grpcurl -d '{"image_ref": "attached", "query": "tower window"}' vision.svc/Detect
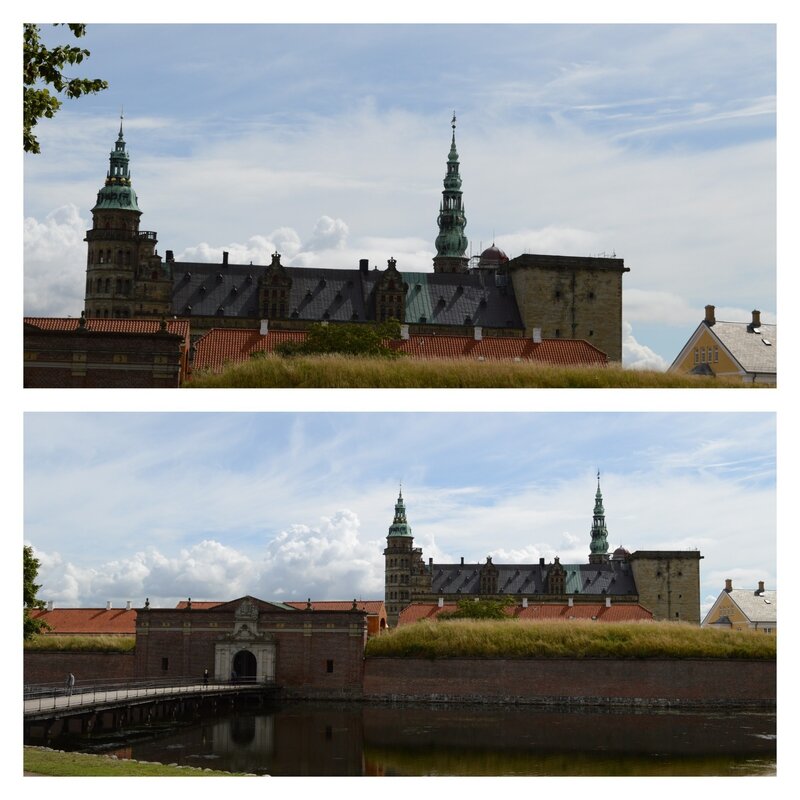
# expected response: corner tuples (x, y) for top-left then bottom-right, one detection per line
(326, 660), (334, 673)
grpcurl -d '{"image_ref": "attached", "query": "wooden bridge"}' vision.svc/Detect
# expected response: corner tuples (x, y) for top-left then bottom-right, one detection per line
(24, 678), (279, 742)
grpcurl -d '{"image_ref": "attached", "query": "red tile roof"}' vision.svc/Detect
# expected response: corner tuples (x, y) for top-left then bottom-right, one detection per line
(388, 335), (607, 365)
(24, 317), (190, 342)
(284, 600), (386, 615)
(193, 329), (306, 372)
(191, 328), (607, 372)
(398, 602), (653, 626)
(174, 599), (386, 615)
(29, 608), (137, 635)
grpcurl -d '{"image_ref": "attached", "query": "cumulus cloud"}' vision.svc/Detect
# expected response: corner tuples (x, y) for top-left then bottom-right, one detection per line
(23, 204), (87, 317)
(622, 321), (669, 371)
(303, 215), (349, 252)
(32, 511), (384, 608)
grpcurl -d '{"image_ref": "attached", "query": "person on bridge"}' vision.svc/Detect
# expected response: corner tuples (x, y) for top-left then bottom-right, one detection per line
(203, 669), (209, 685)
(65, 673), (75, 697)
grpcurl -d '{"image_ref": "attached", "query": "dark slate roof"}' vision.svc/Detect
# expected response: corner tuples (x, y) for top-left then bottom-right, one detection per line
(169, 260), (522, 328)
(430, 561), (638, 596)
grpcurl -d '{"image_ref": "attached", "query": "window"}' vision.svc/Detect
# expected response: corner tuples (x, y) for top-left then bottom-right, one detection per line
(714, 347), (719, 363)
(694, 349), (699, 364)
(161, 657), (169, 671)
(326, 660), (334, 673)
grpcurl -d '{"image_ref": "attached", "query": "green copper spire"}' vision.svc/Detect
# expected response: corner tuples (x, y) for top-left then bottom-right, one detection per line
(433, 112), (469, 273)
(387, 488), (413, 538)
(589, 471), (610, 563)
(92, 114), (141, 212)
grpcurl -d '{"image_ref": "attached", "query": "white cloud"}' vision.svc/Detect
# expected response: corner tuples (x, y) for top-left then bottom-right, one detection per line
(23, 204), (87, 317)
(303, 215), (349, 252)
(622, 321), (670, 371)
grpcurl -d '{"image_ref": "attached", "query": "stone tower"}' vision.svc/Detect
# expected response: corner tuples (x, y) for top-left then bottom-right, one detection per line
(433, 113), (469, 274)
(84, 117), (171, 319)
(589, 471), (610, 564)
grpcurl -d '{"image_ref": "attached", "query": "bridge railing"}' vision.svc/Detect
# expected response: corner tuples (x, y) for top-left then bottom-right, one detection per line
(23, 676), (275, 714)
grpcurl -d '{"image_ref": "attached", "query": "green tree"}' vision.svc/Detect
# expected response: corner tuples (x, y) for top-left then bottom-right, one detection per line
(438, 598), (513, 620)
(23, 23), (108, 154)
(23, 545), (49, 638)
(272, 320), (404, 358)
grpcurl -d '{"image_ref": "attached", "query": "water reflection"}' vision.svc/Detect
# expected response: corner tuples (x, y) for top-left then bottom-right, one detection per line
(78, 702), (777, 776)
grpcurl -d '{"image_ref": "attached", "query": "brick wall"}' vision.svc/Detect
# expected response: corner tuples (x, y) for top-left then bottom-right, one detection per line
(24, 651), (135, 685)
(135, 602), (366, 692)
(363, 657), (775, 706)
(24, 329), (185, 387)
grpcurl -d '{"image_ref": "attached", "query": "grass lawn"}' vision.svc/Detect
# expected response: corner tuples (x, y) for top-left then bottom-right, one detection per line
(23, 746), (247, 776)
(365, 619), (777, 660)
(187, 354), (753, 389)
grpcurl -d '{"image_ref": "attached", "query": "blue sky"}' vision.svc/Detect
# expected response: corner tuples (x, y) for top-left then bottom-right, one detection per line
(24, 412), (776, 619)
(21, 19), (777, 368)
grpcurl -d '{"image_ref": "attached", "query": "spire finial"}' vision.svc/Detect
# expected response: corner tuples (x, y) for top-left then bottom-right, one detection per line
(119, 107), (124, 138)
(452, 110), (457, 131)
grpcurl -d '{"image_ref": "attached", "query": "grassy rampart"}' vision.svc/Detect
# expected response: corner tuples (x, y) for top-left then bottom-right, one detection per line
(188, 355), (751, 388)
(365, 620), (777, 660)
(24, 635), (135, 653)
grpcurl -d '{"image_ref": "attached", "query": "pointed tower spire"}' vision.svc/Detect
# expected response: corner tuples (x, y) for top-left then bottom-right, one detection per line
(389, 487), (412, 535)
(433, 112), (469, 274)
(589, 471), (610, 564)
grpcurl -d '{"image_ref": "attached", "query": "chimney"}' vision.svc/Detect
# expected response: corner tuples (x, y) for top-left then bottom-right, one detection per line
(474, 326), (483, 341)
(359, 258), (369, 274)
(568, 597), (574, 607)
(400, 324), (410, 340)
(106, 601), (112, 610)
(260, 319), (269, 336)
(126, 600), (132, 610)
(47, 600), (53, 611)
(752, 309), (762, 328)
(605, 597), (611, 608)
(222, 251), (229, 266)
(532, 328), (542, 343)
(438, 597), (444, 608)
(166, 250), (174, 262)
(704, 305), (716, 326)
(756, 581), (765, 595)
(539, 557), (545, 566)
(725, 578), (733, 593)
(429, 557), (433, 567)
(522, 597), (528, 608)
(460, 556), (464, 565)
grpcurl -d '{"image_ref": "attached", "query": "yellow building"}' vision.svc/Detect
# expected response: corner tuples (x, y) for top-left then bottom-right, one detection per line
(702, 579), (776, 635)
(669, 305), (776, 385)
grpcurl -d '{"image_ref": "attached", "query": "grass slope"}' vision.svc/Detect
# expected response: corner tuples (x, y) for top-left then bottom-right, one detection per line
(24, 635), (135, 652)
(365, 619), (777, 660)
(23, 747), (244, 776)
(188, 355), (750, 389)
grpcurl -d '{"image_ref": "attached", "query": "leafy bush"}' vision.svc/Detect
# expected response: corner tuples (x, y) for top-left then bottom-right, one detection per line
(274, 320), (403, 358)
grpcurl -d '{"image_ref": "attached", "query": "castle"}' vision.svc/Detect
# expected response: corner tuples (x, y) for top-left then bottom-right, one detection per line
(383, 477), (702, 627)
(82, 115), (629, 360)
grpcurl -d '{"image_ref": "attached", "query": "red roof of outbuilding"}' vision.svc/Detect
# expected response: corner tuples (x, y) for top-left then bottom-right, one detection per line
(191, 328), (607, 372)
(398, 602), (653, 626)
(29, 607), (138, 635)
(24, 317), (190, 341)
(284, 600), (386, 615)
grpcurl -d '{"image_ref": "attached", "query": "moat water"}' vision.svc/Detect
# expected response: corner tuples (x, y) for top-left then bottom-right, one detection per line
(44, 701), (776, 776)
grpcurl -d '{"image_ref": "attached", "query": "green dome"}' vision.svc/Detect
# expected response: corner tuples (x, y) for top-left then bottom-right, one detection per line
(387, 490), (413, 537)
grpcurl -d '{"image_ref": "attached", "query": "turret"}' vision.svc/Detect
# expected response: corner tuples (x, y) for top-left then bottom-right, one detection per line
(433, 113), (469, 274)
(84, 115), (167, 319)
(384, 488), (414, 626)
(589, 472), (610, 564)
